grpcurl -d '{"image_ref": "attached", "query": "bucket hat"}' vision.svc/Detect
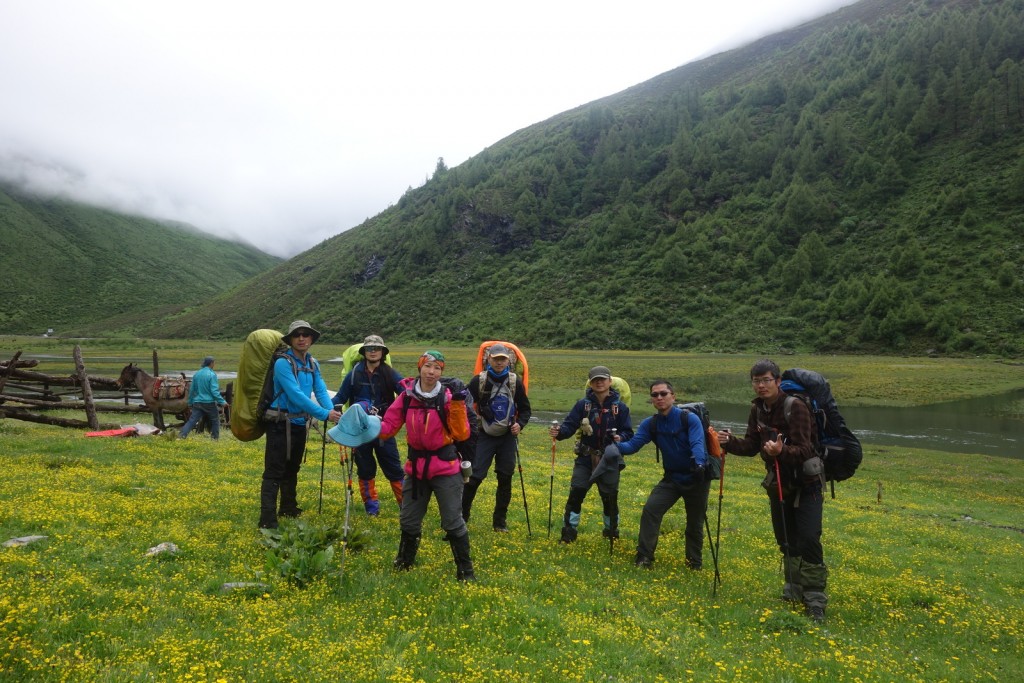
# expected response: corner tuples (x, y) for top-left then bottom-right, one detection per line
(327, 403), (382, 447)
(282, 320), (321, 344)
(358, 334), (390, 357)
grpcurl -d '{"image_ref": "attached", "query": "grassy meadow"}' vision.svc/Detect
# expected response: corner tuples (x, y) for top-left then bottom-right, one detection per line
(1, 337), (1023, 681)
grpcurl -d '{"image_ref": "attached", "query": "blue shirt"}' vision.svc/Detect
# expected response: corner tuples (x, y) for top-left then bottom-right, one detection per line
(187, 366), (225, 406)
(618, 406), (707, 485)
(270, 349), (333, 424)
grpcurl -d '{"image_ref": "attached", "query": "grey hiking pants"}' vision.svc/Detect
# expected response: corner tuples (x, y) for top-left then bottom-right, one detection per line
(637, 477), (711, 567)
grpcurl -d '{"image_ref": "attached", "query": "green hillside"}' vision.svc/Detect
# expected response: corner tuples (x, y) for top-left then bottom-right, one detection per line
(15, 0), (1024, 356)
(0, 184), (280, 335)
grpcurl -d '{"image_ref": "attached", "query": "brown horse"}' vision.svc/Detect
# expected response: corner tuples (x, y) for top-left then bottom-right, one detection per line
(116, 363), (190, 430)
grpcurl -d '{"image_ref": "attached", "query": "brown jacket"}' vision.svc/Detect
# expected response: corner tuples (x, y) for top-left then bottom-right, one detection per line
(723, 391), (816, 480)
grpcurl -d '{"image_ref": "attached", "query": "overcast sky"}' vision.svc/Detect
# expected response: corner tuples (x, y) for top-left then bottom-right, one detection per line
(0, 0), (853, 258)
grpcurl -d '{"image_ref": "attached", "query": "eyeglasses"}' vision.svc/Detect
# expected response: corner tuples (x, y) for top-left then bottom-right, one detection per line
(294, 331), (314, 338)
(650, 391), (672, 398)
(751, 377), (776, 386)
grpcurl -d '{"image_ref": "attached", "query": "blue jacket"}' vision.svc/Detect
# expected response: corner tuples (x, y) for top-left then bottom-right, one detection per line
(618, 406), (707, 485)
(270, 349), (333, 425)
(331, 361), (403, 414)
(554, 388), (633, 453)
(187, 366), (225, 406)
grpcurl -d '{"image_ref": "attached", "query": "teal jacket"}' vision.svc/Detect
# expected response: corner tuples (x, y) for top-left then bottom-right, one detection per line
(188, 366), (226, 406)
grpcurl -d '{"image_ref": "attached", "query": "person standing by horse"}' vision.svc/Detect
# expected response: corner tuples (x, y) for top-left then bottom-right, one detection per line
(331, 335), (406, 516)
(179, 356), (227, 439)
(259, 321), (341, 530)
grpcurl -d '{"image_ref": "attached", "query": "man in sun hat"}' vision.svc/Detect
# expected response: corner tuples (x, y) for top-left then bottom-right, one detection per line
(332, 334), (405, 516)
(179, 355), (226, 439)
(548, 366), (633, 543)
(258, 320), (341, 530)
(464, 342), (532, 532)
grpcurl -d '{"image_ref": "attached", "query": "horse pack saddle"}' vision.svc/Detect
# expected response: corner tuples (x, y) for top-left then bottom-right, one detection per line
(151, 376), (189, 401)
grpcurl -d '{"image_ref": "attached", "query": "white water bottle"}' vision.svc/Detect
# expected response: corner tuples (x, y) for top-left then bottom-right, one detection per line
(460, 460), (472, 483)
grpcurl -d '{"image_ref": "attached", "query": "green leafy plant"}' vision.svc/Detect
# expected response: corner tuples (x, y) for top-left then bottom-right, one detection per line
(260, 519), (344, 587)
(259, 518), (372, 587)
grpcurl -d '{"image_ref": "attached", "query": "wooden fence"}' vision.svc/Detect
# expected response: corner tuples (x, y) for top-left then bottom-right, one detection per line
(0, 347), (168, 430)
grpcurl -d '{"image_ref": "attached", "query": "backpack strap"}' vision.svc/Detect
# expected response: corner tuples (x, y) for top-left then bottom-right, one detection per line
(782, 395), (796, 425)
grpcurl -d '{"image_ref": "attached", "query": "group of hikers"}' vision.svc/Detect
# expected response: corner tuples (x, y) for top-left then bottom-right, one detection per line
(245, 320), (831, 623)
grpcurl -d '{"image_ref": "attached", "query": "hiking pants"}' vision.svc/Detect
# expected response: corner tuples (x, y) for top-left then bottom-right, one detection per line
(471, 432), (516, 480)
(563, 458), (620, 527)
(263, 421), (308, 481)
(353, 436), (404, 483)
(399, 472), (467, 539)
(637, 477), (711, 567)
(769, 483), (824, 566)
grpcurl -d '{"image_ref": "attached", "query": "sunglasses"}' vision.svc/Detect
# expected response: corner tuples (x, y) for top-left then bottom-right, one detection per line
(293, 331), (314, 338)
(650, 391), (672, 398)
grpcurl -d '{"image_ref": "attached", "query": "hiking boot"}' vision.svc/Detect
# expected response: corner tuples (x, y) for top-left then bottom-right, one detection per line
(634, 554), (653, 569)
(359, 479), (380, 517)
(805, 604), (826, 622)
(278, 477), (302, 518)
(602, 527), (619, 540)
(258, 479), (281, 530)
(782, 582), (804, 603)
(559, 526), (578, 544)
(685, 559), (703, 571)
(449, 532), (476, 582)
(393, 531), (420, 571)
(493, 524), (509, 533)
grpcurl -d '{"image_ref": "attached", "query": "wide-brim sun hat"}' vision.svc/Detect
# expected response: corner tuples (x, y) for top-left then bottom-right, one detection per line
(327, 403), (382, 447)
(282, 320), (321, 344)
(358, 334), (390, 357)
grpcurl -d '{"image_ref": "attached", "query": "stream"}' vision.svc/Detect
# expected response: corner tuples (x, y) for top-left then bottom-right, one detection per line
(535, 388), (1024, 459)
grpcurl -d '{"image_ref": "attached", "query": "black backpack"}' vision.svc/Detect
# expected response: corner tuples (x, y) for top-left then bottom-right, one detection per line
(780, 368), (863, 495)
(649, 402), (721, 480)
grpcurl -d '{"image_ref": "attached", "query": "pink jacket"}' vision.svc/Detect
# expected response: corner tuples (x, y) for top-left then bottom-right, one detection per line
(381, 381), (470, 479)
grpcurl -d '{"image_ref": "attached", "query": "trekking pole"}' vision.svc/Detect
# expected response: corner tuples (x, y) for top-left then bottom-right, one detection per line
(609, 428), (617, 557)
(339, 445), (355, 582)
(773, 456), (792, 590)
(547, 421), (558, 538)
(318, 422), (328, 514)
(704, 508), (720, 593)
(513, 436), (532, 537)
(712, 452), (726, 596)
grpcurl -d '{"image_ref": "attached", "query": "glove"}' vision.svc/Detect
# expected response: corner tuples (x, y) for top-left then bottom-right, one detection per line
(441, 376), (466, 394)
(589, 444), (622, 483)
(449, 388), (468, 402)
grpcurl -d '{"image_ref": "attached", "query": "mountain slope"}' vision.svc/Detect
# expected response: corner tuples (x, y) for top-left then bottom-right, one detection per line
(64, 0), (1024, 354)
(0, 184), (281, 334)
(147, 0), (1024, 355)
